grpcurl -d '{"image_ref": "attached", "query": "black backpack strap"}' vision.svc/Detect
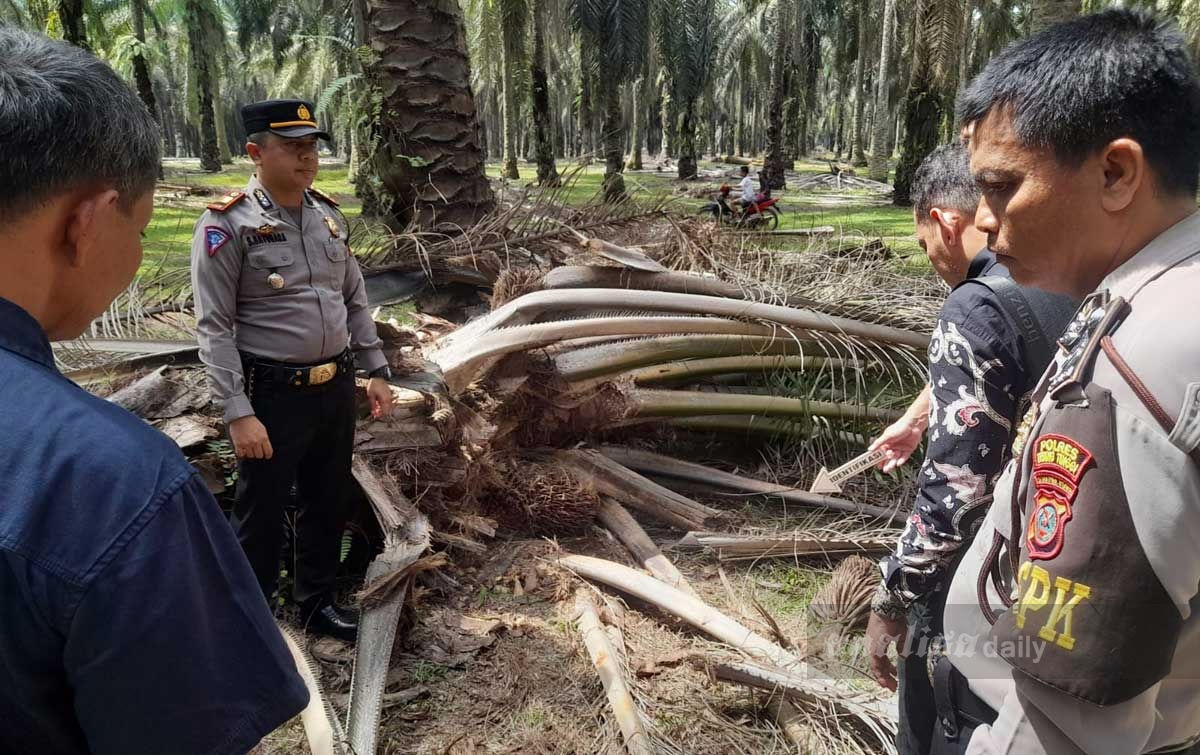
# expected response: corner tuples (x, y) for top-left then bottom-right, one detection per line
(957, 275), (1078, 381)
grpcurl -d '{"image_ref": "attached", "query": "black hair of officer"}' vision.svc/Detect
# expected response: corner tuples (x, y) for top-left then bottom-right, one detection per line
(957, 9), (1200, 196)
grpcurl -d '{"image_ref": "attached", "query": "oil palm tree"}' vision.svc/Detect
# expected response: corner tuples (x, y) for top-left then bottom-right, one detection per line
(893, 0), (962, 204)
(657, 0), (724, 179)
(364, 0), (496, 229)
(572, 0), (651, 201)
(763, 0), (793, 188)
(530, 0), (561, 183)
(867, 0), (895, 182)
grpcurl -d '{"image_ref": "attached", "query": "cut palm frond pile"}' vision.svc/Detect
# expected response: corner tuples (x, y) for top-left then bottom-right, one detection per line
(91, 210), (939, 754)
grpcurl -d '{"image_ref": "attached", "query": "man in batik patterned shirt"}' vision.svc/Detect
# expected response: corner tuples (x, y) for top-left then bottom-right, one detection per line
(863, 145), (1075, 755)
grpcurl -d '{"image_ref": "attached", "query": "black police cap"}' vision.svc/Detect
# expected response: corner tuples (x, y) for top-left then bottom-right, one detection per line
(240, 99), (330, 140)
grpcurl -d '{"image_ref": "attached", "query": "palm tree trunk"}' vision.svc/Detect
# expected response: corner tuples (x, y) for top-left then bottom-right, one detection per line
(365, 0), (496, 230)
(130, 0), (157, 120)
(57, 0), (87, 49)
(186, 0), (220, 173)
(763, 0), (792, 190)
(502, 39), (521, 179)
(954, 0), (974, 91)
(630, 72), (646, 170)
(579, 44), (595, 161)
(893, 0), (949, 205)
(867, 0), (896, 182)
(663, 84), (678, 159)
(832, 19), (847, 158)
(130, 0), (162, 177)
(602, 83), (627, 201)
(850, 0), (869, 166)
(648, 81), (663, 157)
(1031, 0), (1077, 33)
(530, 0), (559, 185)
(800, 22), (819, 157)
(677, 101), (697, 180)
(212, 75), (233, 165)
(735, 72), (746, 156)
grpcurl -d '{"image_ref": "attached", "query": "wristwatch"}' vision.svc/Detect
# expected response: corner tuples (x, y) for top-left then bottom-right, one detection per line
(368, 366), (393, 380)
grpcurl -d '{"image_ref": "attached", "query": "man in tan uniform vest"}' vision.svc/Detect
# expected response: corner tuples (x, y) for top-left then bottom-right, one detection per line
(190, 99), (393, 641)
(931, 11), (1200, 755)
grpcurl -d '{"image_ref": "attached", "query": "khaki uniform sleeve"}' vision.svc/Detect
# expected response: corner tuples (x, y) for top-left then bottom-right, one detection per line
(340, 228), (386, 373)
(967, 398), (1200, 755)
(190, 216), (254, 423)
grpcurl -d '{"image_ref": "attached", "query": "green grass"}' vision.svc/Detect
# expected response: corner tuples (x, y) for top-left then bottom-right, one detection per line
(746, 561), (832, 618)
(143, 155), (922, 275)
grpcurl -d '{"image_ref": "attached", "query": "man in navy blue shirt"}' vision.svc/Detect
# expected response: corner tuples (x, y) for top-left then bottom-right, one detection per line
(0, 27), (308, 755)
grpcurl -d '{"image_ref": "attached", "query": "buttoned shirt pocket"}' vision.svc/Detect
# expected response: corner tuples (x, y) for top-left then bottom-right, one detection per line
(325, 240), (348, 290)
(243, 245), (295, 296)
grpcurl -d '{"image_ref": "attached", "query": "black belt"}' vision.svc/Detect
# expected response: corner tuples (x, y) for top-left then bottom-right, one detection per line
(241, 349), (354, 388)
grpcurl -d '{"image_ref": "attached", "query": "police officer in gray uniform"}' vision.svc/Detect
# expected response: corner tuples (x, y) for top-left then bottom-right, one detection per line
(933, 12), (1200, 754)
(190, 99), (394, 641)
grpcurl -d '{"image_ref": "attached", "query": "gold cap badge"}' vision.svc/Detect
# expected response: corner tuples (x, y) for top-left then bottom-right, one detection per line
(297, 104), (311, 121)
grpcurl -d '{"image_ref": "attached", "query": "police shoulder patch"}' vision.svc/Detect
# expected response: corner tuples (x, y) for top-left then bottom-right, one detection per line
(307, 186), (339, 207)
(206, 191), (247, 213)
(1027, 433), (1093, 560)
(204, 226), (231, 257)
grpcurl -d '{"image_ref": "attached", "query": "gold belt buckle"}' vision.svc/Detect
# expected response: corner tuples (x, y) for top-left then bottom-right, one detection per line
(308, 362), (337, 385)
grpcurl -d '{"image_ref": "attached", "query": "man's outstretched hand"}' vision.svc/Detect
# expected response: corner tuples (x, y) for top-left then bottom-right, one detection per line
(870, 385), (931, 472)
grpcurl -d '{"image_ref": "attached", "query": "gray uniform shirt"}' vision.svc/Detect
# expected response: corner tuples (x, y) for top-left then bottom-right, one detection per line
(945, 211), (1200, 755)
(190, 175), (386, 423)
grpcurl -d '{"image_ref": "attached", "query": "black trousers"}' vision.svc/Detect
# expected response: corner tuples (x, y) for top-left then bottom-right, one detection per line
(898, 592), (943, 755)
(231, 368), (356, 606)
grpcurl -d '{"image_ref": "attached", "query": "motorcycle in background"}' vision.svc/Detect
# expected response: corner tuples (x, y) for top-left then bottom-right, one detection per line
(700, 185), (782, 230)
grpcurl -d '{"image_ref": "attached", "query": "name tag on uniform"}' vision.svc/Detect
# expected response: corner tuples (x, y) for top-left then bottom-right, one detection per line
(245, 232), (288, 247)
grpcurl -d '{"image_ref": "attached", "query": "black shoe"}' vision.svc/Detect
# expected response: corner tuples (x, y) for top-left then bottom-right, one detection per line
(303, 601), (358, 642)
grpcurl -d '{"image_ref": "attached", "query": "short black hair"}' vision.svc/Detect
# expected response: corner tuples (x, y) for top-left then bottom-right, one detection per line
(740, 165), (749, 175)
(957, 9), (1200, 196)
(911, 144), (980, 220)
(0, 26), (160, 222)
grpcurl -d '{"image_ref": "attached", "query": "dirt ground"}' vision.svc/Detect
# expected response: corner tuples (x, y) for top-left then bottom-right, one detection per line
(255, 495), (892, 755)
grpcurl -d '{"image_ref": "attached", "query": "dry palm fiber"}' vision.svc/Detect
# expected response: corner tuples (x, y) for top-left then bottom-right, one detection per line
(485, 459), (600, 535)
(491, 267), (546, 309)
(809, 555), (881, 631)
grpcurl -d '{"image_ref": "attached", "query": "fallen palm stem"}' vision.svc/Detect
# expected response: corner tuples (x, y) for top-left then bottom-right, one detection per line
(347, 457), (431, 755)
(624, 390), (902, 423)
(575, 590), (655, 755)
(551, 449), (726, 530)
(542, 266), (819, 309)
(676, 531), (894, 561)
(437, 289), (929, 355)
(560, 554), (801, 669)
(597, 498), (699, 597)
(437, 316), (780, 392)
(558, 335), (816, 384)
(709, 659), (897, 753)
(667, 415), (867, 444)
(599, 446), (903, 524)
(278, 623), (347, 755)
(625, 355), (848, 385)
